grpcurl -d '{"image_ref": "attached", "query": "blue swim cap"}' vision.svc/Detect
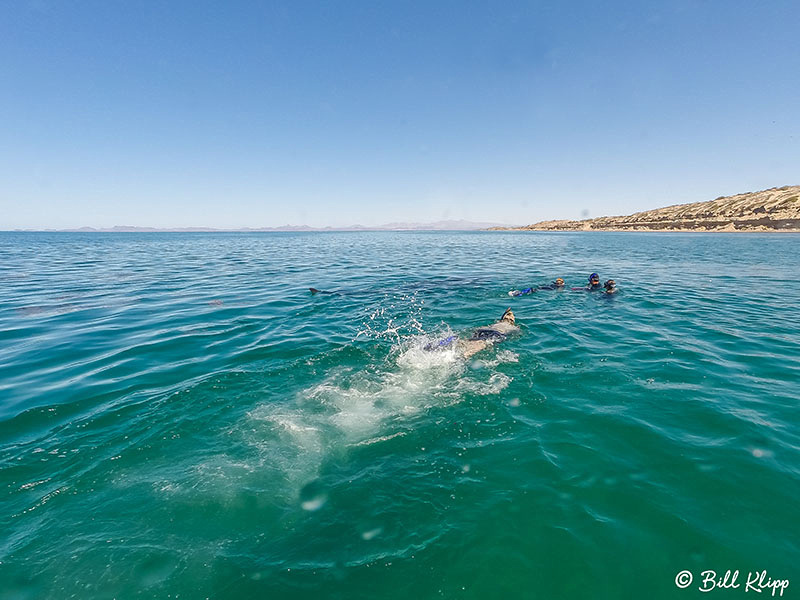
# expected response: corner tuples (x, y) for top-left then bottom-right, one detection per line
(589, 273), (599, 281)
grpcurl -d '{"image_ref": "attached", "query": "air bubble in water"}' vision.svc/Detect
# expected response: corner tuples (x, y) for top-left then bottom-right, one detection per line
(300, 494), (327, 511)
(360, 527), (383, 541)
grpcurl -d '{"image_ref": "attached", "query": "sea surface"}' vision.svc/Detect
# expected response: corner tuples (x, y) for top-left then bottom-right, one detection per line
(0, 231), (798, 599)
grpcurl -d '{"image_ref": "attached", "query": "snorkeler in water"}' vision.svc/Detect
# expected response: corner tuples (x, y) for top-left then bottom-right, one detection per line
(603, 279), (617, 294)
(424, 307), (519, 359)
(508, 278), (566, 296)
(572, 273), (602, 291)
(539, 278), (566, 290)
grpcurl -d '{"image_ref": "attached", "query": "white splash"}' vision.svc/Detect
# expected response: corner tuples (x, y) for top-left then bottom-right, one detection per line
(223, 327), (513, 505)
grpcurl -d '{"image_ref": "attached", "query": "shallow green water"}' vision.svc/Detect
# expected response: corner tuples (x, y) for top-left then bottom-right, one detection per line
(0, 231), (798, 599)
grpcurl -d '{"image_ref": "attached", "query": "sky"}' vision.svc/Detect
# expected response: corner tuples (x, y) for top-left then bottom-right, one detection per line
(1, 0), (798, 229)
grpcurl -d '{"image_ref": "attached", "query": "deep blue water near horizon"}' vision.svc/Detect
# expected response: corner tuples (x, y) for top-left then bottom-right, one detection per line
(0, 231), (798, 599)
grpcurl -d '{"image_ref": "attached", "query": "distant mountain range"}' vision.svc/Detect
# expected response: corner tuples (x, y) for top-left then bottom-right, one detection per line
(22, 219), (509, 233)
(492, 186), (800, 232)
(15, 187), (800, 233)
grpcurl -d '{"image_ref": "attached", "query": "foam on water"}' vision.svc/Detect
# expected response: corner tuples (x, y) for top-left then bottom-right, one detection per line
(242, 329), (514, 498)
(469, 349), (520, 370)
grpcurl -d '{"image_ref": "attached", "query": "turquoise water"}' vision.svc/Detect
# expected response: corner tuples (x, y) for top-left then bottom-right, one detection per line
(1, 231), (798, 599)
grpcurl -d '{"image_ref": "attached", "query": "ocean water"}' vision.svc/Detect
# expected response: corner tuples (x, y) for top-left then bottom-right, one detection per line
(0, 231), (798, 599)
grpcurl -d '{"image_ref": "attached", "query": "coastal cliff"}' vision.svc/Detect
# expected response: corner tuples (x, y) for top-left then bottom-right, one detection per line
(500, 186), (800, 232)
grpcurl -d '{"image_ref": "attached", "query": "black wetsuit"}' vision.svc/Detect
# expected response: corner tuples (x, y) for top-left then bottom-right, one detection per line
(470, 328), (507, 342)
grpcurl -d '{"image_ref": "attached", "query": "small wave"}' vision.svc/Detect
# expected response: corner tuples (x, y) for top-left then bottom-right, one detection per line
(349, 431), (407, 447)
(14, 485), (69, 517)
(18, 478), (51, 491)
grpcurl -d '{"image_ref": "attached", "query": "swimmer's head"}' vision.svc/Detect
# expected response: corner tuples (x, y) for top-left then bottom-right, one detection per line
(589, 273), (600, 284)
(604, 279), (616, 290)
(501, 307), (515, 324)
(554, 278), (565, 287)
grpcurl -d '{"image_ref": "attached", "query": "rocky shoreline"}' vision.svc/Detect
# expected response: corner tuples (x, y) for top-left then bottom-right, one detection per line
(495, 186), (800, 232)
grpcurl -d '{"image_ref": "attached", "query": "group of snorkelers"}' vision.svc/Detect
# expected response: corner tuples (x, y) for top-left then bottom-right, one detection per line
(437, 273), (617, 357)
(420, 273), (617, 359)
(310, 273), (617, 360)
(509, 273), (617, 297)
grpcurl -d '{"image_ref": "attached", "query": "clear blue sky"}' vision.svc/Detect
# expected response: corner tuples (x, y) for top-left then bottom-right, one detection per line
(1, 0), (798, 229)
